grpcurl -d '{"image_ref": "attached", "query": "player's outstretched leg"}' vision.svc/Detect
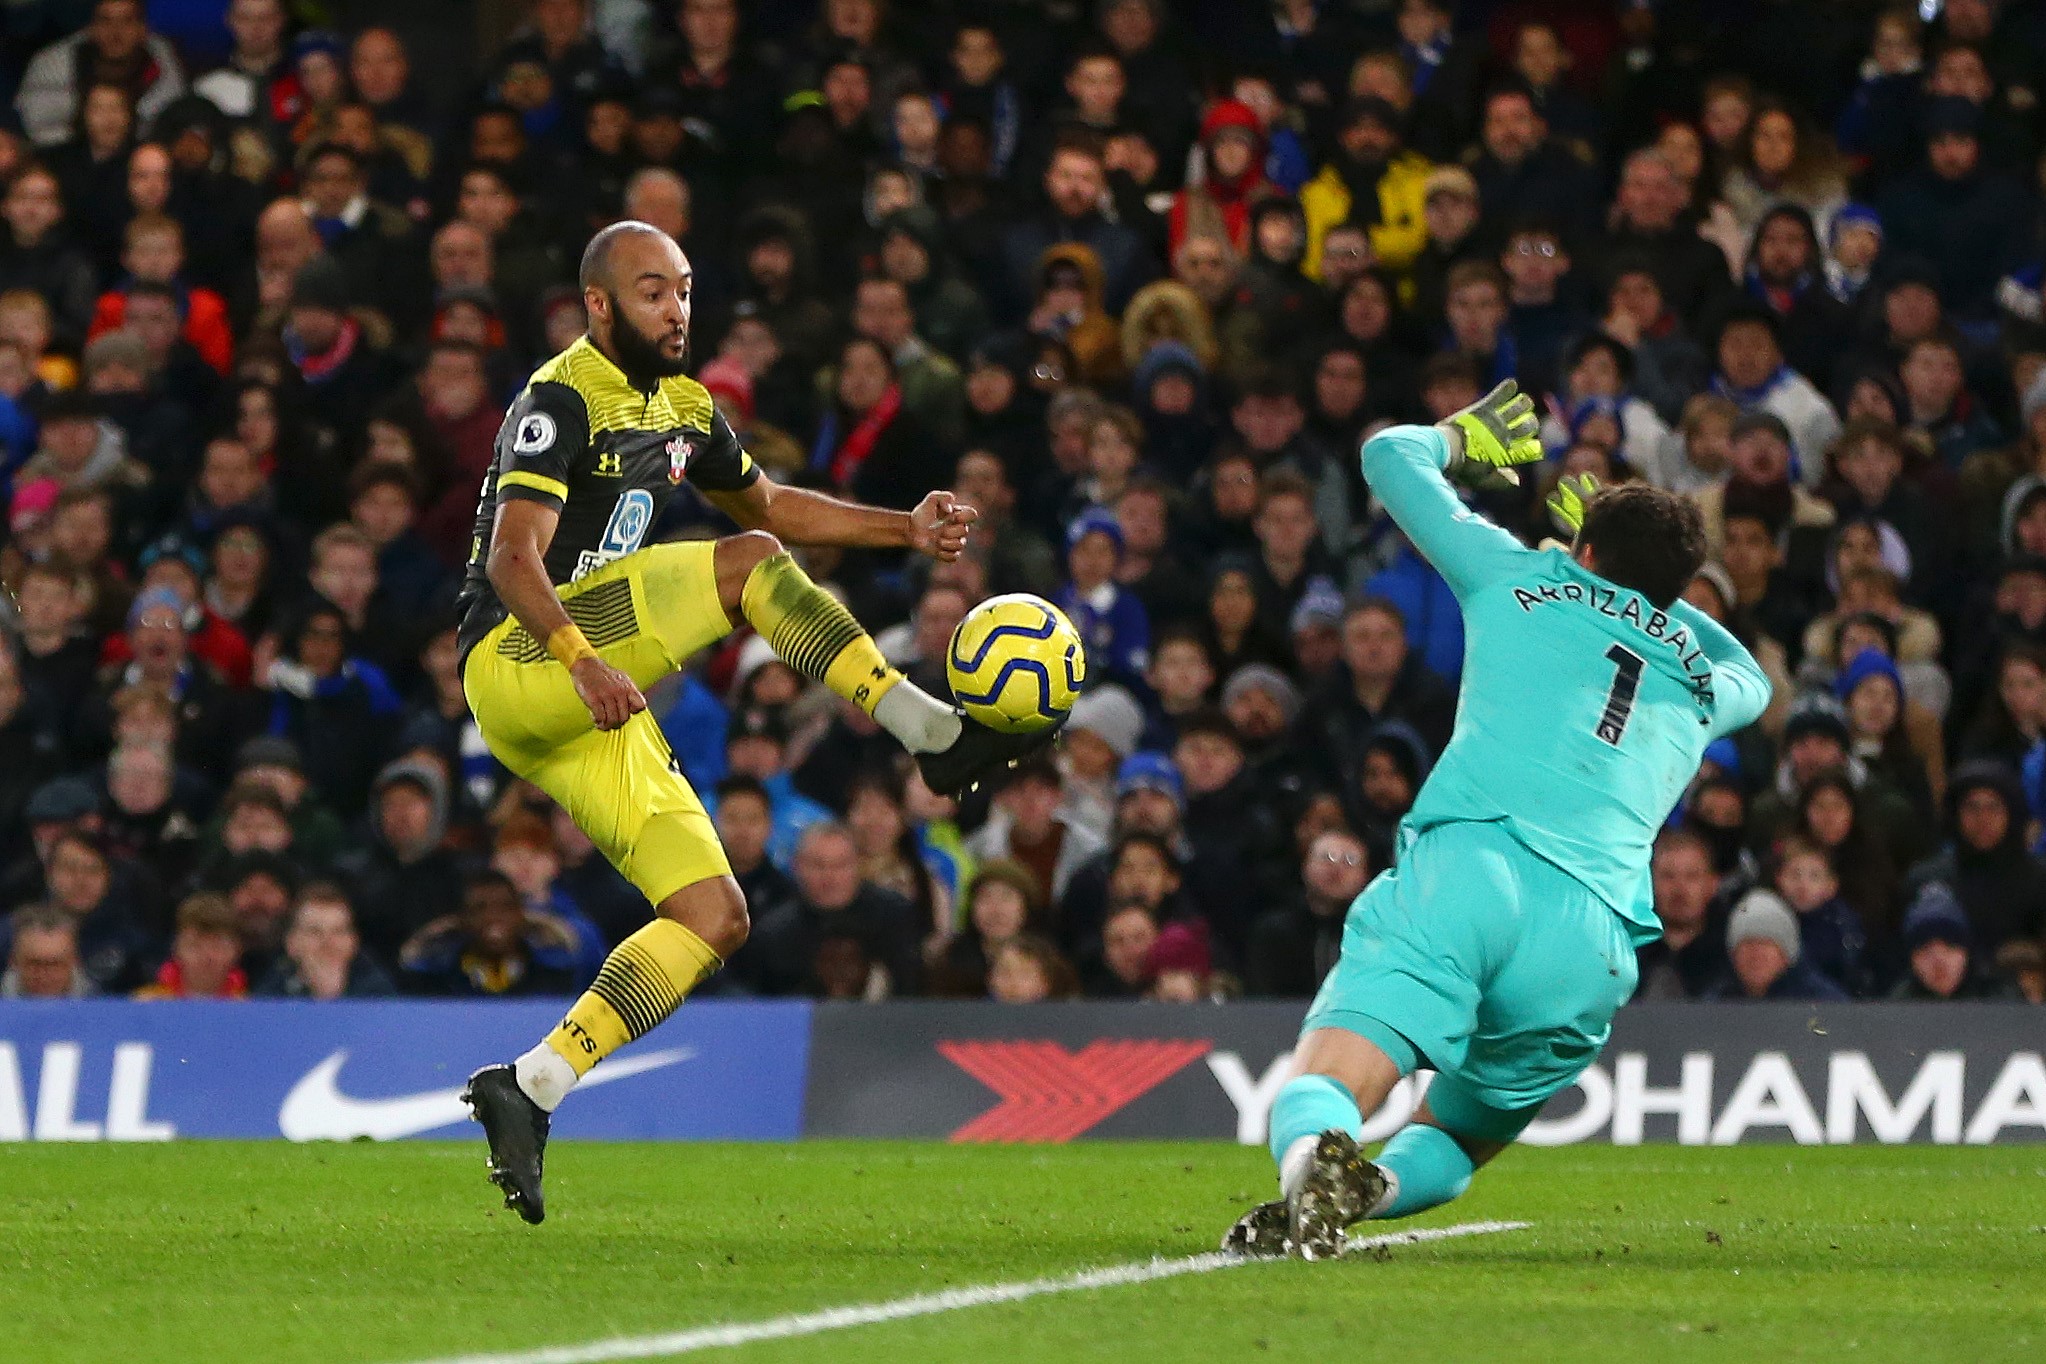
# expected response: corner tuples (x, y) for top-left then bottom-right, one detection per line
(717, 534), (1060, 794)
(469, 877), (742, 1223)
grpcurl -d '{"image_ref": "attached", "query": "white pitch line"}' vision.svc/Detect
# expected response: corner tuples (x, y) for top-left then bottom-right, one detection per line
(403, 1220), (1530, 1364)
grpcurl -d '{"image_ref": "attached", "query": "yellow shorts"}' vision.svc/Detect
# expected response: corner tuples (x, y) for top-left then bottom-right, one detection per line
(463, 541), (735, 907)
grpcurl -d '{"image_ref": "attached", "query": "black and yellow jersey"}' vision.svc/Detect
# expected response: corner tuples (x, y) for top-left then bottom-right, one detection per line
(456, 336), (761, 660)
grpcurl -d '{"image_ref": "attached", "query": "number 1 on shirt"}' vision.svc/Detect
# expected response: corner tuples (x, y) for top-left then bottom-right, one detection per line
(1597, 643), (1645, 746)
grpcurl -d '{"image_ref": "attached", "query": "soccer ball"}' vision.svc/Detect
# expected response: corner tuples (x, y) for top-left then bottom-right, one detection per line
(946, 594), (1087, 733)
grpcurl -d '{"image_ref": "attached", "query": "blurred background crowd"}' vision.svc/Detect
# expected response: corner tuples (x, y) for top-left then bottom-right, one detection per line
(1, 0), (2044, 1011)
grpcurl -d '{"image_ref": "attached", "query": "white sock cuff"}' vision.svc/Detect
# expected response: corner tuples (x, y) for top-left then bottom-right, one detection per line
(514, 1042), (578, 1113)
(1364, 1164), (1400, 1219)
(1278, 1134), (1319, 1201)
(874, 681), (962, 754)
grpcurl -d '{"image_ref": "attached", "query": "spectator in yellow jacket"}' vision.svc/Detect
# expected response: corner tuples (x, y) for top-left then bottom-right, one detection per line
(1300, 97), (1433, 281)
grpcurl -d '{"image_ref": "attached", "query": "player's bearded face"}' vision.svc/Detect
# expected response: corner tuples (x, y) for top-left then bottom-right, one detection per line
(604, 289), (691, 378)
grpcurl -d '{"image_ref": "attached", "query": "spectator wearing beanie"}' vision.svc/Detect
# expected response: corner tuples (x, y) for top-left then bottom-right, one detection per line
(1220, 661), (1306, 787)
(1889, 882), (2007, 1000)
(1287, 579), (1345, 686)
(1062, 683), (1145, 841)
(1835, 644), (1941, 818)
(1824, 203), (1883, 305)
(1904, 761), (2046, 961)
(1706, 888), (1849, 1001)
(1056, 508), (1151, 689)
(698, 353), (805, 480)
(1145, 916), (1217, 1002)
(1749, 695), (1923, 868)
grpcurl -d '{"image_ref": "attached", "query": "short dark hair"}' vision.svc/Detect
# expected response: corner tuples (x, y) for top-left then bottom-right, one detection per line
(1112, 830), (1181, 876)
(1652, 825), (1714, 865)
(126, 279), (179, 308)
(1006, 756), (1063, 789)
(714, 774), (770, 807)
(1578, 482), (1707, 608)
(1348, 595), (1406, 631)
(348, 458), (420, 504)
(301, 140), (363, 173)
(464, 868), (519, 903)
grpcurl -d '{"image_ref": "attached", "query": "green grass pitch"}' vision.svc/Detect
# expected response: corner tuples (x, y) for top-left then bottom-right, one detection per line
(1, 1141), (2039, 1364)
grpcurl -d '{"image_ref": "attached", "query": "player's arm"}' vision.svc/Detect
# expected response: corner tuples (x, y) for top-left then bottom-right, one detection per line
(483, 384), (643, 731)
(1361, 382), (1543, 600)
(486, 500), (644, 731)
(1666, 598), (1773, 735)
(693, 406), (976, 560)
(707, 476), (975, 560)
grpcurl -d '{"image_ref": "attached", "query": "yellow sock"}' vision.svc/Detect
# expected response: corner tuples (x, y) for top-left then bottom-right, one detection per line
(740, 550), (903, 714)
(543, 919), (721, 1078)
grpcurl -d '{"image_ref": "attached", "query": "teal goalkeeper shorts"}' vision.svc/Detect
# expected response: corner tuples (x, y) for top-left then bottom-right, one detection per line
(1302, 818), (1643, 1140)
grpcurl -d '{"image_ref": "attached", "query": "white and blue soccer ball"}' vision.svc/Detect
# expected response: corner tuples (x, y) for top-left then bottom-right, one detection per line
(946, 593), (1087, 733)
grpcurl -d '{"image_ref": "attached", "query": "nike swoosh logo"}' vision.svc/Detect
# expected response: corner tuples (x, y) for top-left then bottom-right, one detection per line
(276, 1046), (695, 1141)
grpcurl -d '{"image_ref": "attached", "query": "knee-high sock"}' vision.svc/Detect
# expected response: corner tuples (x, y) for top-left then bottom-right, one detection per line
(515, 919), (721, 1110)
(1367, 1123), (1475, 1219)
(739, 551), (958, 752)
(1269, 1074), (1363, 1197)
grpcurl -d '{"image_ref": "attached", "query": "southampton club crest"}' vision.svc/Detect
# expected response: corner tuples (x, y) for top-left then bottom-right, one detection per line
(667, 433), (696, 484)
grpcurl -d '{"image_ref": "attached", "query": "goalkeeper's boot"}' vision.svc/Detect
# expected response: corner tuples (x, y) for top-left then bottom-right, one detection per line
(1221, 1200), (1291, 1257)
(1288, 1129), (1387, 1261)
(916, 708), (1063, 797)
(463, 1064), (550, 1225)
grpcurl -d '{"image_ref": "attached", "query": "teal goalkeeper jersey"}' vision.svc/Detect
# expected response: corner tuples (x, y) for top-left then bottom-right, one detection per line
(1362, 425), (1772, 940)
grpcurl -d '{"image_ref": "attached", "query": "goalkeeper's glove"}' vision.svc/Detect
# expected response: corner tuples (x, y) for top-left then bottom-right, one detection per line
(1437, 380), (1543, 487)
(1546, 473), (1601, 540)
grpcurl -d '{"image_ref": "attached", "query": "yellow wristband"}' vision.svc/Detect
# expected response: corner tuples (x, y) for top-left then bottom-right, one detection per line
(546, 623), (599, 668)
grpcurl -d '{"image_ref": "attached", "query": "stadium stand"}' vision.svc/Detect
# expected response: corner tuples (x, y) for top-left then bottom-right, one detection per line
(0, 0), (2043, 1013)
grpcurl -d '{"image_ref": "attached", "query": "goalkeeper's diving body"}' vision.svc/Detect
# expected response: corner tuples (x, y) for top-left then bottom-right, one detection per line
(457, 220), (1053, 1222)
(1226, 382), (1771, 1259)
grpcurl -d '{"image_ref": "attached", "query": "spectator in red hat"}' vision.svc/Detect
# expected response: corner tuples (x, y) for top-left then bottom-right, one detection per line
(1145, 917), (1215, 1002)
(1169, 100), (1272, 260)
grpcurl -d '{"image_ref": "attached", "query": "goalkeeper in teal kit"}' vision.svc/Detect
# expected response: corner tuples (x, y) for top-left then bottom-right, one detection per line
(1226, 382), (1771, 1259)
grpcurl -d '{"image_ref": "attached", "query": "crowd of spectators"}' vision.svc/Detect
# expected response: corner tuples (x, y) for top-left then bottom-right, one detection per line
(1, 0), (2045, 1012)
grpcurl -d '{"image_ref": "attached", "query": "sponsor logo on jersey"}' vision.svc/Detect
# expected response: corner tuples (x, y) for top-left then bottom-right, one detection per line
(594, 451), (623, 477)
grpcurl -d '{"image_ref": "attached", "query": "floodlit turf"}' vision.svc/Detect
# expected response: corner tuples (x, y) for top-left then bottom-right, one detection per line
(1, 1141), (2040, 1364)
